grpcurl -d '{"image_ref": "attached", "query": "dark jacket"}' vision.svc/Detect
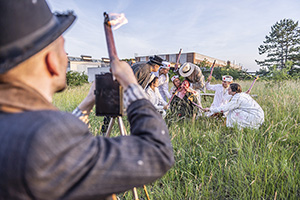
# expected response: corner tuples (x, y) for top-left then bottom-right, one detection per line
(0, 99), (174, 200)
(131, 62), (152, 89)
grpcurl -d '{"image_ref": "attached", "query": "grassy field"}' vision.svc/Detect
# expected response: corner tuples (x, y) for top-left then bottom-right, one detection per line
(53, 80), (300, 199)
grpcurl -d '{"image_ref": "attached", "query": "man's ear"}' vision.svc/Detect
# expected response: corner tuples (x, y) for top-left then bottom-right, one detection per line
(45, 52), (59, 76)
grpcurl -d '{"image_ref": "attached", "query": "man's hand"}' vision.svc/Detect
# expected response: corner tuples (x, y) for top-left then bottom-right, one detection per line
(78, 82), (96, 115)
(203, 107), (210, 112)
(110, 59), (138, 89)
(163, 105), (169, 110)
(207, 75), (212, 83)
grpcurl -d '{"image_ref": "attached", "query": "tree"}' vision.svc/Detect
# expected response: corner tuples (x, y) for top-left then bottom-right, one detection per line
(255, 19), (300, 72)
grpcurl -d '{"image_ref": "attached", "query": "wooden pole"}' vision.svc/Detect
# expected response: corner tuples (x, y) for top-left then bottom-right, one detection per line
(174, 48), (182, 71)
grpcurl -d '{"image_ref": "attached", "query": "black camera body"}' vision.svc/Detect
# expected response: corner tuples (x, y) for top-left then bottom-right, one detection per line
(94, 73), (123, 117)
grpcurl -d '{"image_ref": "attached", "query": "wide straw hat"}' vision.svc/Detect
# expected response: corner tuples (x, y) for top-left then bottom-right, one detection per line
(178, 62), (196, 77)
(0, 0), (76, 73)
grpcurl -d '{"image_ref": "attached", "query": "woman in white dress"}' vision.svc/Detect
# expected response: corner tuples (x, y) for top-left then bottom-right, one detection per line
(204, 83), (264, 129)
(145, 76), (168, 118)
(152, 62), (172, 101)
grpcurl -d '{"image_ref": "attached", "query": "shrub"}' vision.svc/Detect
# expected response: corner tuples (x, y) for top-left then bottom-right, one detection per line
(66, 71), (88, 87)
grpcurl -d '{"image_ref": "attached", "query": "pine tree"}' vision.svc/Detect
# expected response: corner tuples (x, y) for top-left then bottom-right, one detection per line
(255, 19), (300, 71)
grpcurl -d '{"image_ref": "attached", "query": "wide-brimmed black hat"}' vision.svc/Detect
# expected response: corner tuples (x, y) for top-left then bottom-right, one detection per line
(0, 0), (76, 74)
(149, 55), (164, 66)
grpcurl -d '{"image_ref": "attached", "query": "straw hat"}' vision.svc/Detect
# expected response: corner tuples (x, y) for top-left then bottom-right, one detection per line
(178, 62), (196, 77)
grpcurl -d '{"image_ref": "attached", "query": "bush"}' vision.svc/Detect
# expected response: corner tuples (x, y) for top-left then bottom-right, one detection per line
(66, 71), (88, 87)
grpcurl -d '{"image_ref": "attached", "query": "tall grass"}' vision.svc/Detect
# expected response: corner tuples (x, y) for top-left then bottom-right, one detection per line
(53, 80), (300, 199)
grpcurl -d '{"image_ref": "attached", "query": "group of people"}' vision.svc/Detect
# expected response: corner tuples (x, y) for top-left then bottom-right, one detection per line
(0, 1), (174, 199)
(0, 0), (264, 199)
(131, 55), (264, 130)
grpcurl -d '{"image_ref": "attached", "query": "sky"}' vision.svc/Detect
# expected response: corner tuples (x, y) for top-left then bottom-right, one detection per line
(47, 0), (300, 71)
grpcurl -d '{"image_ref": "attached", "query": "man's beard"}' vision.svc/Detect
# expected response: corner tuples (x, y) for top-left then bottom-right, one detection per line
(55, 82), (67, 93)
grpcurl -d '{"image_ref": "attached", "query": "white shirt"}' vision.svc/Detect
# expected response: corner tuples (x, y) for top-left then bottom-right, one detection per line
(153, 71), (171, 101)
(210, 93), (264, 129)
(145, 87), (167, 111)
(205, 82), (232, 109)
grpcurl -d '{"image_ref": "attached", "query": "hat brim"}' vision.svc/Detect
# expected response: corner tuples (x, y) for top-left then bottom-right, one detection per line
(0, 12), (76, 73)
(179, 64), (195, 77)
(149, 60), (163, 66)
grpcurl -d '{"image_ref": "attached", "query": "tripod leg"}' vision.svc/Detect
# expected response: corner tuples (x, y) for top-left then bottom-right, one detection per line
(105, 117), (116, 137)
(132, 188), (139, 200)
(143, 185), (150, 200)
(117, 116), (128, 136)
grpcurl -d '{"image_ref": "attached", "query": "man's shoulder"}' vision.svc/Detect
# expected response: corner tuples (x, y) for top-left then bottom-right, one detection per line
(213, 84), (223, 90)
(33, 110), (88, 132)
(132, 62), (150, 71)
(7, 110), (89, 135)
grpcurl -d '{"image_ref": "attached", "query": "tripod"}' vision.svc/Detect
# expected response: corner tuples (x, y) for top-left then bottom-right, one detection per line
(103, 116), (150, 200)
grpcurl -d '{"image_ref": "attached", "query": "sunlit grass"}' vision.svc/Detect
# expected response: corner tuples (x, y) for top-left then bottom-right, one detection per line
(53, 80), (300, 199)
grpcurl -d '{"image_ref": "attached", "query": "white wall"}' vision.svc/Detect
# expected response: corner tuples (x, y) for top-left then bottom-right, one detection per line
(88, 67), (110, 82)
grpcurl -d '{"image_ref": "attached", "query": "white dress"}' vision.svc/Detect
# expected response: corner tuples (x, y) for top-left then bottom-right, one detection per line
(210, 93), (264, 129)
(153, 71), (171, 101)
(205, 82), (232, 108)
(145, 87), (168, 118)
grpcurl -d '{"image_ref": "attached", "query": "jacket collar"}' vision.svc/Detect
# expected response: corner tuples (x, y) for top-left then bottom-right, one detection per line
(0, 79), (58, 113)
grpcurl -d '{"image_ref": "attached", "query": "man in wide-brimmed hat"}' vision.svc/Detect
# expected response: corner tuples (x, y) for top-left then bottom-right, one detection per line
(179, 62), (206, 92)
(179, 62), (205, 110)
(131, 55), (164, 89)
(0, 0), (174, 199)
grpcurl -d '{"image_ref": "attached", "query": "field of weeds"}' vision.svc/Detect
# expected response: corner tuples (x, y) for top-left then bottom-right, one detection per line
(53, 80), (300, 199)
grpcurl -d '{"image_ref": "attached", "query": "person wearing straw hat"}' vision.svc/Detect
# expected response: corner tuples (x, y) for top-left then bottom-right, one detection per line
(179, 62), (205, 104)
(0, 1), (174, 199)
(152, 61), (172, 101)
(205, 75), (233, 117)
(178, 62), (206, 92)
(167, 76), (199, 120)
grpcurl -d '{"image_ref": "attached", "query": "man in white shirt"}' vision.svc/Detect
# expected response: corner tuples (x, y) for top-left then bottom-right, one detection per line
(153, 61), (172, 101)
(205, 75), (233, 116)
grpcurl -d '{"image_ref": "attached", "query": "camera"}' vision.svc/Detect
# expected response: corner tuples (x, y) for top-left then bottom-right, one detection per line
(94, 73), (123, 117)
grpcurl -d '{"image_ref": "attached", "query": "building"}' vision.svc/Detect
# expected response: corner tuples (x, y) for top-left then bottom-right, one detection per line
(67, 55), (110, 82)
(135, 52), (242, 70)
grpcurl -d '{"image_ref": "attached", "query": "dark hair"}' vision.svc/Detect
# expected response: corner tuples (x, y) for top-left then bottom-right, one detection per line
(230, 83), (242, 93)
(149, 77), (158, 87)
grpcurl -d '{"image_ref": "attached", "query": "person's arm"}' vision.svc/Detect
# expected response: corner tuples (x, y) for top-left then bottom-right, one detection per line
(26, 60), (174, 199)
(145, 87), (156, 105)
(157, 74), (165, 86)
(210, 95), (240, 113)
(162, 80), (172, 99)
(205, 81), (217, 91)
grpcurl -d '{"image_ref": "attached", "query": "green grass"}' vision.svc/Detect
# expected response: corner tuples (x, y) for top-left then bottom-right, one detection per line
(53, 80), (300, 199)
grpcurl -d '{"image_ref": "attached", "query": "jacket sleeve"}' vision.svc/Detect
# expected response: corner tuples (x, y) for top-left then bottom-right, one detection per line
(26, 100), (174, 200)
(210, 95), (240, 113)
(205, 82), (217, 91)
(162, 82), (172, 99)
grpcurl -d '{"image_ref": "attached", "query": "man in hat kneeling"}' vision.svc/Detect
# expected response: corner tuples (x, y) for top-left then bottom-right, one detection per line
(0, 1), (174, 199)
